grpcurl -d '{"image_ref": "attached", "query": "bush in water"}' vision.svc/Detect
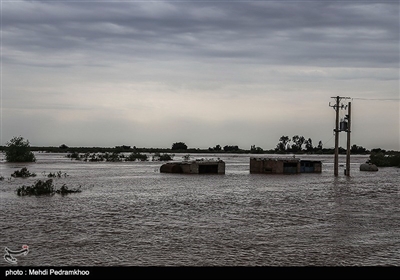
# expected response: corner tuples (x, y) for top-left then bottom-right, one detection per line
(11, 167), (36, 178)
(16, 179), (81, 196)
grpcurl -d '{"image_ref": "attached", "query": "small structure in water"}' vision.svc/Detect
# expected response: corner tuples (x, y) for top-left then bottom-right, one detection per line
(160, 159), (225, 174)
(360, 163), (378, 171)
(250, 157), (300, 174)
(250, 157), (322, 174)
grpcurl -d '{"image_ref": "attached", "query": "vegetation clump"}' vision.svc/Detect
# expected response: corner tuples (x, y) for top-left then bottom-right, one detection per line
(208, 144), (222, 151)
(99, 152), (124, 162)
(56, 184), (82, 195)
(171, 142), (187, 150)
(67, 151), (151, 162)
(17, 179), (55, 196)
(368, 152), (400, 167)
(16, 179), (81, 196)
(11, 167), (36, 178)
(250, 145), (264, 154)
(47, 171), (68, 178)
(152, 153), (174, 161)
(66, 151), (80, 160)
(182, 154), (191, 161)
(275, 135), (322, 153)
(223, 145), (240, 152)
(66, 152), (127, 162)
(5, 136), (36, 162)
(126, 152), (148, 161)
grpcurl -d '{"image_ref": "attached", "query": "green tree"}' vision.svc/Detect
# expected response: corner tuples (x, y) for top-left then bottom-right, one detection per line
(350, 144), (367, 154)
(171, 142), (188, 150)
(250, 145), (264, 154)
(305, 138), (313, 152)
(291, 135), (305, 152)
(275, 136), (290, 152)
(59, 144), (69, 150)
(5, 136), (36, 162)
(223, 145), (239, 152)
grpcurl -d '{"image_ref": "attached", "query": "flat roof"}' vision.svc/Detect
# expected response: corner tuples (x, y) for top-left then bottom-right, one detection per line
(250, 157), (300, 162)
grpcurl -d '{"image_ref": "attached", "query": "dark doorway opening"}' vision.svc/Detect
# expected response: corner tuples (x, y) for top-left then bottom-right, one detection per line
(300, 161), (315, 173)
(199, 164), (219, 174)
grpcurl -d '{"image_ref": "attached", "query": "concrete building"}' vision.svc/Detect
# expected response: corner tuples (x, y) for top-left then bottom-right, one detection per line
(160, 159), (225, 174)
(250, 157), (322, 174)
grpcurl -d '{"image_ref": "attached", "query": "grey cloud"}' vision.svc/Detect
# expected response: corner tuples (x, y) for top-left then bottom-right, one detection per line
(3, 0), (398, 68)
(2, 1), (399, 150)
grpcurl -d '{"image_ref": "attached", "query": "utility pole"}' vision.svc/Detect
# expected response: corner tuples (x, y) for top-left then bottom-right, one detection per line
(329, 96), (350, 176)
(333, 96), (340, 176)
(345, 102), (351, 176)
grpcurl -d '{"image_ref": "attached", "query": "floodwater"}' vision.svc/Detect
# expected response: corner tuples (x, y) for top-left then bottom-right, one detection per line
(0, 152), (399, 266)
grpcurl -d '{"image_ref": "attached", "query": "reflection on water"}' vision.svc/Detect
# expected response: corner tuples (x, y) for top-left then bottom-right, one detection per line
(1, 153), (399, 266)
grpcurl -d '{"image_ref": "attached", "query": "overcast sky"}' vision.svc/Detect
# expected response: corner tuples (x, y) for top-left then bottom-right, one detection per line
(1, 0), (399, 150)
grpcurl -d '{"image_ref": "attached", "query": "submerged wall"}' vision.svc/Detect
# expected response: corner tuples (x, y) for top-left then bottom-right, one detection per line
(300, 160), (322, 173)
(250, 157), (323, 174)
(160, 160), (225, 174)
(250, 157), (300, 174)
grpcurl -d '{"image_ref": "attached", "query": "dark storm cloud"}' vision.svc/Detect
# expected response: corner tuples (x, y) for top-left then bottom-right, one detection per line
(3, 0), (398, 68)
(2, 1), (399, 149)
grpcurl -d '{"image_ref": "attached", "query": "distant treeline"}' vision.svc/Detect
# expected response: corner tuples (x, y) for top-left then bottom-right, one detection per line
(1, 137), (399, 167)
(0, 143), (396, 155)
(0, 138), (398, 156)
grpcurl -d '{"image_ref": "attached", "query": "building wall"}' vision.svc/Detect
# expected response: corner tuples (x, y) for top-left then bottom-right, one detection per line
(161, 161), (225, 174)
(250, 158), (300, 174)
(193, 162), (225, 174)
(217, 161), (225, 174)
(314, 162), (322, 173)
(160, 163), (182, 173)
(300, 161), (322, 173)
(181, 163), (194, 174)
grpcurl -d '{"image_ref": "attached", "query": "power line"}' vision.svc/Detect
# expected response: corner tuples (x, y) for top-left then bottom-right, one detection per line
(352, 98), (400, 101)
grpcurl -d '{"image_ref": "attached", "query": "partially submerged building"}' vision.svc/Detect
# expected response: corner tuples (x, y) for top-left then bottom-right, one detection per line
(250, 157), (300, 174)
(160, 159), (225, 174)
(250, 157), (322, 174)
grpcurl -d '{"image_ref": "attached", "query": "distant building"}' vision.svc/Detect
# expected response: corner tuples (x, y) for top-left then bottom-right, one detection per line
(160, 159), (225, 174)
(250, 157), (322, 174)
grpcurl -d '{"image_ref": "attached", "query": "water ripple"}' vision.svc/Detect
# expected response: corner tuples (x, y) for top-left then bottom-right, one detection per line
(1, 153), (399, 266)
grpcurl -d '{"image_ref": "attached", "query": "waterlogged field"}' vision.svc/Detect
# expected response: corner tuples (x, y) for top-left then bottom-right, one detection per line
(1, 152), (399, 266)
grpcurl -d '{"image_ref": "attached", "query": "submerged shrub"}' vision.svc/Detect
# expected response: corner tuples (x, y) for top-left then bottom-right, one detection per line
(47, 171), (68, 178)
(16, 179), (81, 196)
(67, 152), (125, 162)
(56, 184), (81, 195)
(126, 152), (148, 161)
(368, 152), (400, 168)
(66, 152), (80, 160)
(17, 179), (55, 196)
(103, 152), (124, 162)
(11, 167), (36, 178)
(152, 153), (174, 161)
(182, 154), (191, 161)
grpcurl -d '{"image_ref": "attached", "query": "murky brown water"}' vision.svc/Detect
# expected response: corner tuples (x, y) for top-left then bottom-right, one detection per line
(1, 153), (399, 266)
